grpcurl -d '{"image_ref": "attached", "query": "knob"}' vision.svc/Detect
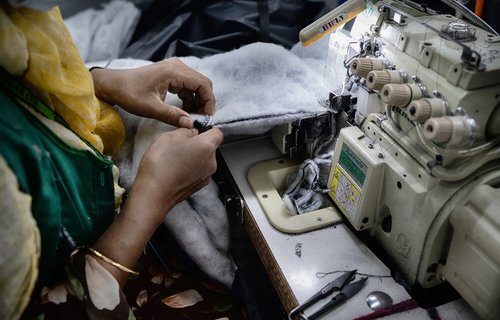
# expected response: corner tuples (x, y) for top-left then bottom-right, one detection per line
(423, 116), (475, 147)
(350, 58), (385, 78)
(423, 117), (453, 143)
(366, 70), (405, 91)
(380, 83), (424, 107)
(408, 98), (446, 123)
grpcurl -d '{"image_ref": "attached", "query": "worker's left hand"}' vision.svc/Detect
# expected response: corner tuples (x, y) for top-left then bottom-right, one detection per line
(91, 58), (215, 129)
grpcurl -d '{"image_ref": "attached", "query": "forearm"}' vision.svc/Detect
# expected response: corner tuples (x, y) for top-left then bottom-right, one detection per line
(92, 179), (175, 286)
(91, 127), (222, 286)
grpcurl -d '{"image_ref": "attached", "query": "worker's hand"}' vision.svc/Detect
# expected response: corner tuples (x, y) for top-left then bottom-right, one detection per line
(130, 127), (223, 224)
(91, 58), (215, 129)
(93, 127), (222, 286)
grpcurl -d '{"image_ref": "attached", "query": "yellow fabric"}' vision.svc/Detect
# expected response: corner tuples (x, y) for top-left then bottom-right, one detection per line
(0, 4), (125, 156)
(0, 156), (40, 320)
(0, 5), (28, 75)
(95, 100), (126, 156)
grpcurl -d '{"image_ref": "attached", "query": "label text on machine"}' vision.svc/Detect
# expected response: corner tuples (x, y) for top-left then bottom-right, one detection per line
(319, 13), (347, 33)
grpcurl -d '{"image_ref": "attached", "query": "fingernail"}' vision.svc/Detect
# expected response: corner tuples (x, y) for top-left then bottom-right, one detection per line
(179, 116), (192, 128)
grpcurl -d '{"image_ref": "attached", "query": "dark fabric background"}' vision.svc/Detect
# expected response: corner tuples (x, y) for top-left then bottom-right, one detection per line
(120, 0), (332, 60)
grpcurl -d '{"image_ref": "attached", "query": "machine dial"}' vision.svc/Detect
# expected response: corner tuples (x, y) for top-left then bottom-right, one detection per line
(380, 83), (423, 107)
(408, 98), (447, 123)
(366, 70), (406, 91)
(350, 58), (385, 78)
(423, 116), (476, 147)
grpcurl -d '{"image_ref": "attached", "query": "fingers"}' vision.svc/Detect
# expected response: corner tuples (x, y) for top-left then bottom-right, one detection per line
(152, 99), (193, 128)
(135, 126), (222, 215)
(172, 127), (223, 149)
(172, 127), (199, 138)
(104, 58), (216, 128)
(166, 59), (216, 115)
(199, 127), (224, 148)
(177, 89), (195, 111)
(193, 84), (216, 115)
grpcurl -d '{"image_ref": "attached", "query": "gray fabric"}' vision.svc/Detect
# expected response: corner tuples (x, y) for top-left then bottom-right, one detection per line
(282, 159), (324, 215)
(164, 181), (234, 288)
(282, 151), (334, 215)
(91, 41), (329, 137)
(113, 118), (235, 287)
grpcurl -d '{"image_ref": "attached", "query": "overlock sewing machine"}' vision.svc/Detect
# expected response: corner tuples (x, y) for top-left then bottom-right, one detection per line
(284, 0), (500, 318)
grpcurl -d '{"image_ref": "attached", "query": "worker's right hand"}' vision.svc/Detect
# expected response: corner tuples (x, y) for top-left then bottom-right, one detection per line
(93, 127), (222, 285)
(128, 127), (223, 226)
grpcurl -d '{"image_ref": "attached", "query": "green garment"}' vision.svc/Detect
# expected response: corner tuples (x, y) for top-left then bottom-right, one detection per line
(0, 90), (115, 291)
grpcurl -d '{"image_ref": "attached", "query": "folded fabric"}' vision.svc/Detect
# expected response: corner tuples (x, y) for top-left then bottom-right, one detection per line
(163, 180), (234, 288)
(94, 41), (330, 137)
(182, 42), (329, 136)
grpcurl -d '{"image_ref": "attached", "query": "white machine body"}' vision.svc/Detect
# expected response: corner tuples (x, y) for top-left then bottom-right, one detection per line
(323, 1), (500, 319)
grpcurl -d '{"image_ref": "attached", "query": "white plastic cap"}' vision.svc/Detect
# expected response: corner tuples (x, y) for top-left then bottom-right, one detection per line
(380, 83), (423, 107)
(423, 116), (474, 147)
(408, 98), (446, 123)
(423, 117), (453, 143)
(366, 70), (404, 91)
(350, 58), (385, 78)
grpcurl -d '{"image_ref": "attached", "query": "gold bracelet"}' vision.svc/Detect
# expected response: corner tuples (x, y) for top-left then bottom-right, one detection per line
(88, 247), (139, 279)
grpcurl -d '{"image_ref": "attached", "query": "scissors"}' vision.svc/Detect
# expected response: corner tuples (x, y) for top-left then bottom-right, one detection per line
(288, 270), (367, 320)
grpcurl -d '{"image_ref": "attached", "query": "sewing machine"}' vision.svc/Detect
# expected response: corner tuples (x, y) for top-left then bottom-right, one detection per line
(296, 0), (500, 319)
(232, 0), (500, 319)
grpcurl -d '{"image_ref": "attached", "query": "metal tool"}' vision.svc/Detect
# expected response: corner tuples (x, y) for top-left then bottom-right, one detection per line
(302, 277), (367, 320)
(366, 291), (393, 311)
(288, 270), (366, 320)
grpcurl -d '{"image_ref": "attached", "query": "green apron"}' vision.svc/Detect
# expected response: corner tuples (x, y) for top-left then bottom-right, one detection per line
(0, 90), (116, 290)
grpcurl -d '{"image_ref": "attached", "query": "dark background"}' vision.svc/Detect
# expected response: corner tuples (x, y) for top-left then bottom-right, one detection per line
(60, 0), (500, 61)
